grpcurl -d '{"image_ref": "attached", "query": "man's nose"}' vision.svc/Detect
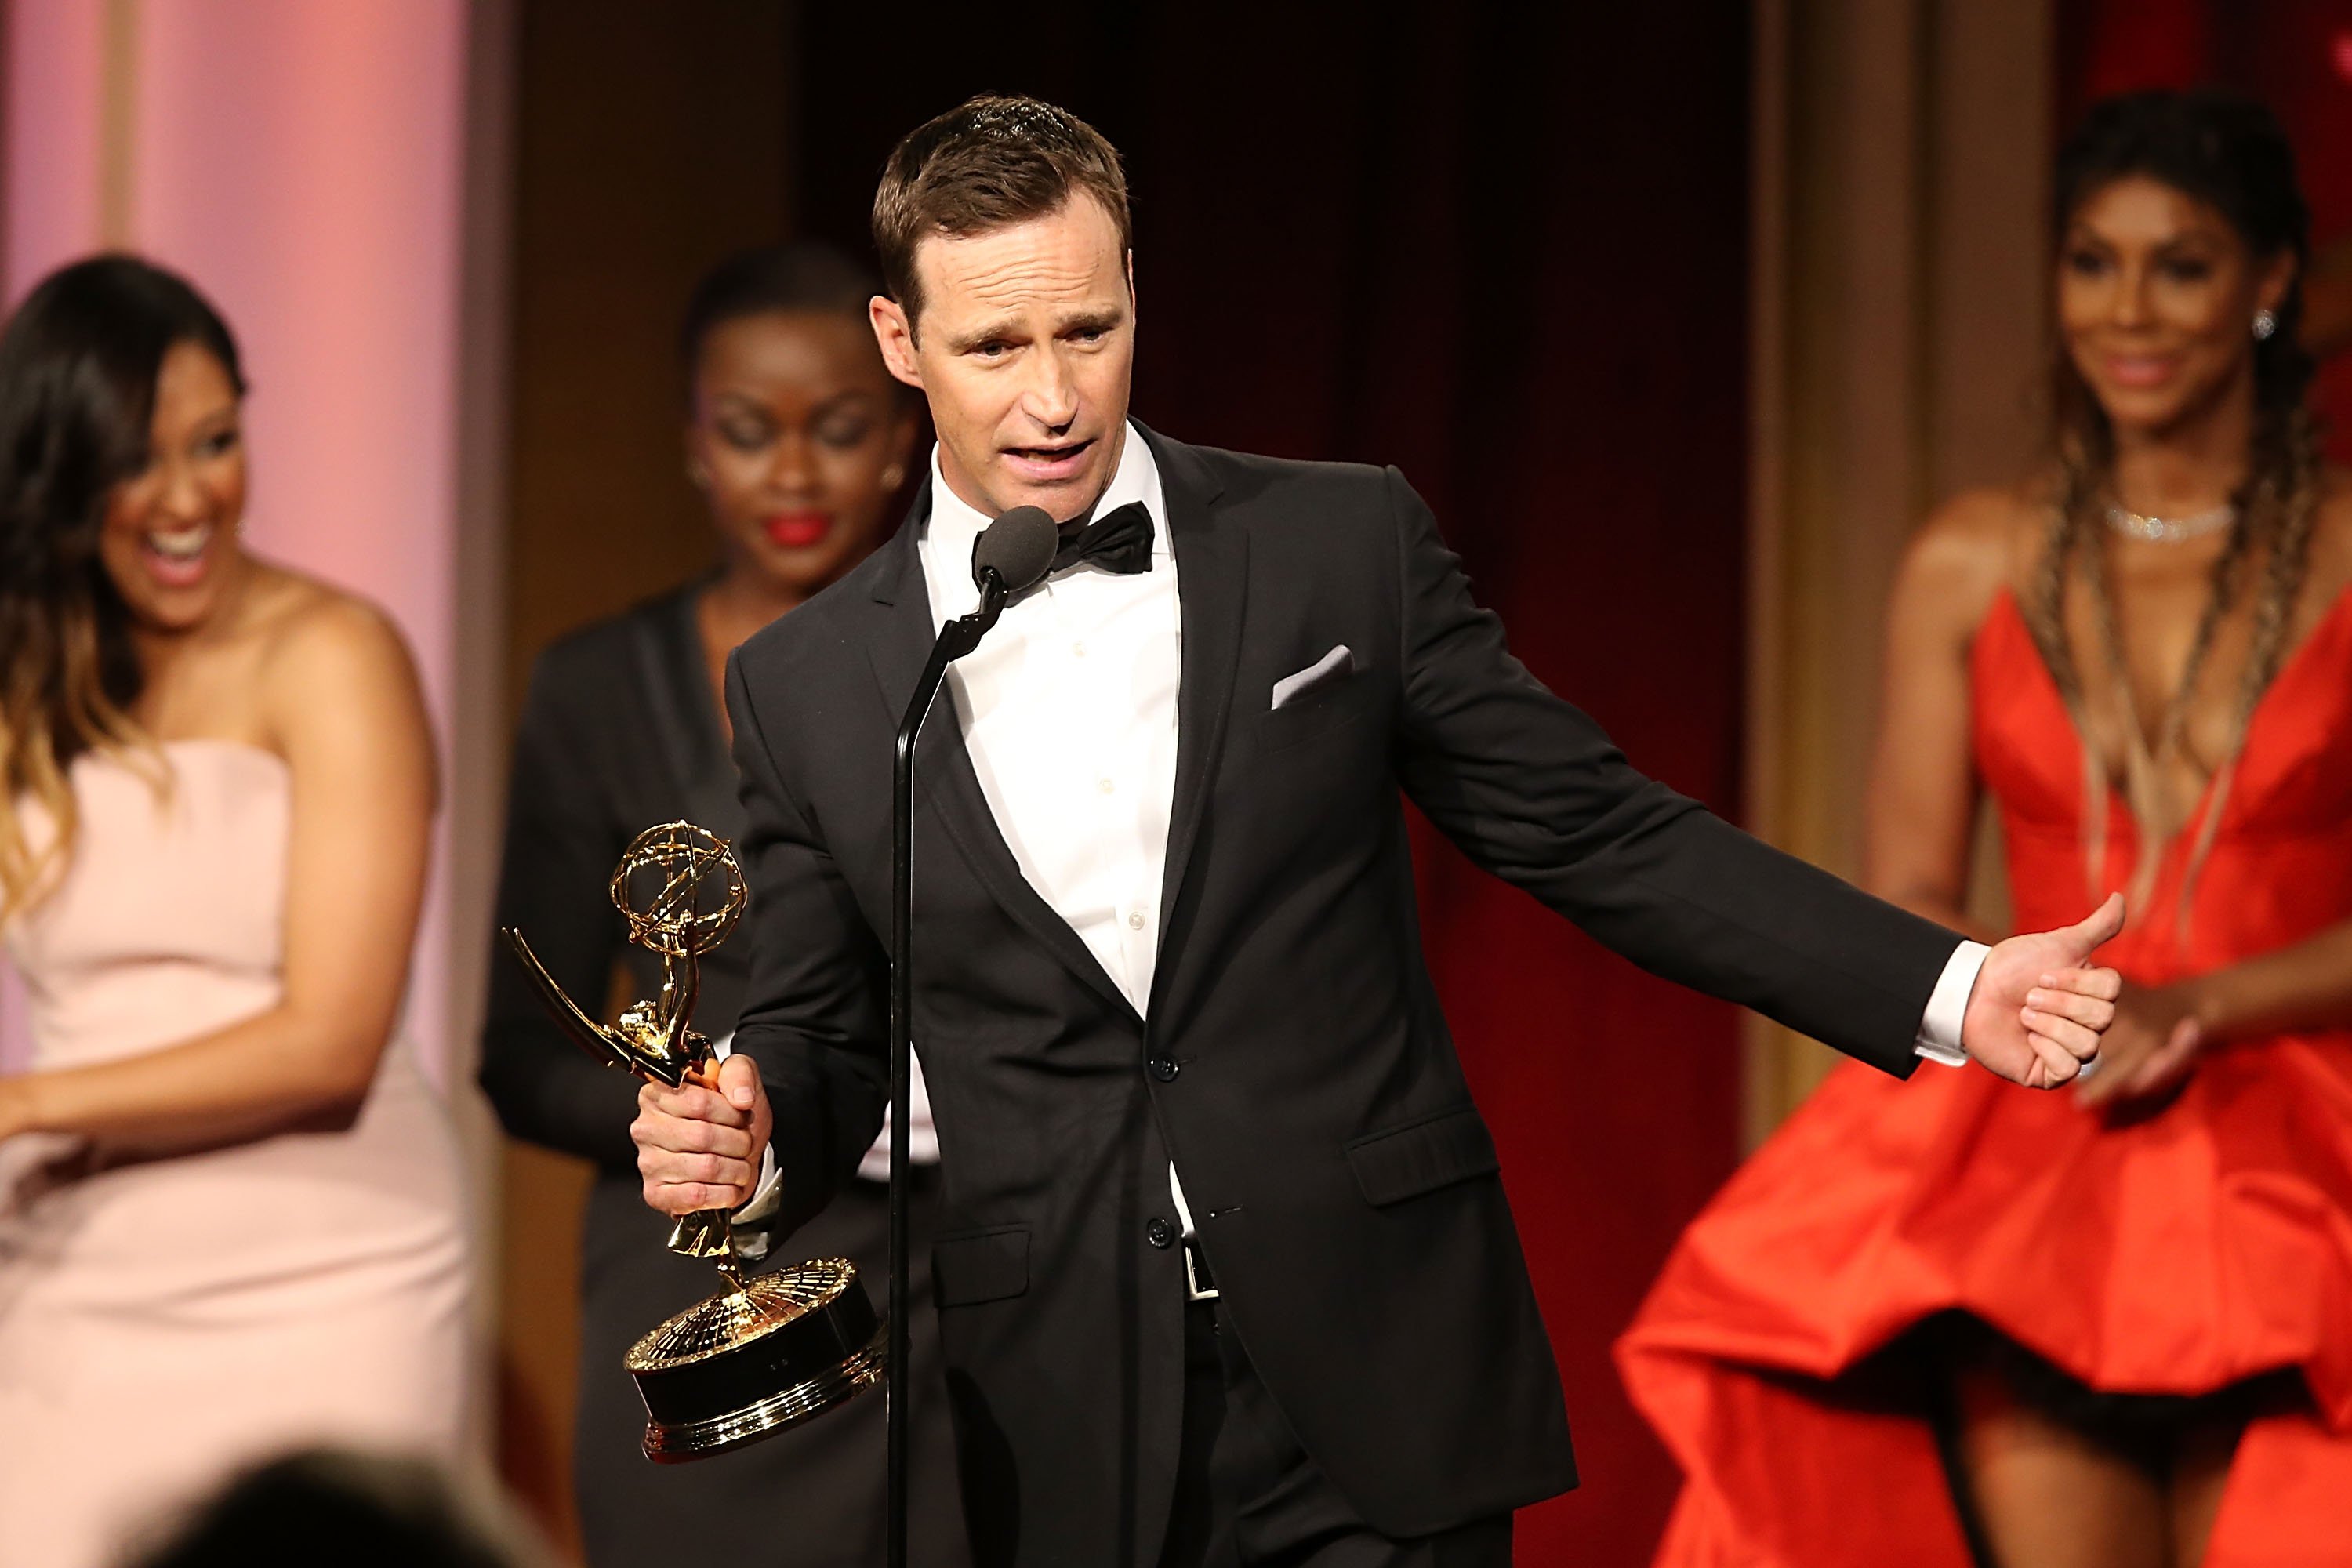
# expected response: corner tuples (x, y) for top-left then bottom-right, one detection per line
(1019, 347), (1080, 431)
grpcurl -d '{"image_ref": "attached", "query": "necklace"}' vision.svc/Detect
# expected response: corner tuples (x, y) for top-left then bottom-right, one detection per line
(2104, 501), (2236, 543)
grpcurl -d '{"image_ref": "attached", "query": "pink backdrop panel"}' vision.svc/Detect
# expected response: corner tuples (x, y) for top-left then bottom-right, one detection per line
(2, 0), (106, 304)
(0, 2), (474, 1084)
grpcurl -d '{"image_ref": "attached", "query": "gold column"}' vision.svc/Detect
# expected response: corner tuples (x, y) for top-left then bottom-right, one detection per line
(1744, 0), (2051, 1144)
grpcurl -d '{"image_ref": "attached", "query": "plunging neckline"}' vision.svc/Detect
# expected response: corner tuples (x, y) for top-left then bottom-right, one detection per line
(1984, 579), (2352, 833)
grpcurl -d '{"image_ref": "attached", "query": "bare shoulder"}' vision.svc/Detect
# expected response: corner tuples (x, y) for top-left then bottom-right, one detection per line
(240, 568), (429, 753)
(1895, 482), (2044, 633)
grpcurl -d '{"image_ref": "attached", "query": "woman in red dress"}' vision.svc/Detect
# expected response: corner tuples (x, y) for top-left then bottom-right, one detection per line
(1619, 91), (2352, 1568)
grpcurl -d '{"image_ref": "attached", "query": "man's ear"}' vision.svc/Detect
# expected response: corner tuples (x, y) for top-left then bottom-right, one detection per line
(1126, 251), (1138, 328)
(870, 295), (924, 390)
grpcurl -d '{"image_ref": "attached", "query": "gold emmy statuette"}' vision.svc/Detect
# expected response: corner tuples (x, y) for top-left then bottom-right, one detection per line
(503, 821), (884, 1462)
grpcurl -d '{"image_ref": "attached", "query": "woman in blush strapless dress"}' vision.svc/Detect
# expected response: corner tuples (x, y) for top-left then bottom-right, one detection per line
(0, 258), (467, 1568)
(1620, 93), (2352, 1568)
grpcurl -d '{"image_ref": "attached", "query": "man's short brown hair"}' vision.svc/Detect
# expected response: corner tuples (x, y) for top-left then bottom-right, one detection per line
(872, 95), (1131, 330)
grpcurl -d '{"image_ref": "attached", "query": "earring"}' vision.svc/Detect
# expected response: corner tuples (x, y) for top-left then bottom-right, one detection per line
(2253, 308), (2278, 341)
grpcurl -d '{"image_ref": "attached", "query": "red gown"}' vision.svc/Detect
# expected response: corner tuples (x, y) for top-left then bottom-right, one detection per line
(1616, 586), (2352, 1567)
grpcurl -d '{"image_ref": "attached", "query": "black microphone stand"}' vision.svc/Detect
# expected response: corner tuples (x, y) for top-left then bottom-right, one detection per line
(887, 565), (1013, 1568)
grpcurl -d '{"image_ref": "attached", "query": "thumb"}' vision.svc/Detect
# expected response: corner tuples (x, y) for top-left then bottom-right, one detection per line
(718, 1053), (761, 1111)
(2067, 892), (2126, 956)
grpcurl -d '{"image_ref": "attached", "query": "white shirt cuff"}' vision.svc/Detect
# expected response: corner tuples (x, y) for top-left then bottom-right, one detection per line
(711, 1033), (785, 1224)
(1914, 940), (1987, 1066)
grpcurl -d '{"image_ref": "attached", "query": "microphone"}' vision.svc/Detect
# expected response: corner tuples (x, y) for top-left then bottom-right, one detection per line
(884, 500), (1057, 1568)
(972, 504), (1058, 597)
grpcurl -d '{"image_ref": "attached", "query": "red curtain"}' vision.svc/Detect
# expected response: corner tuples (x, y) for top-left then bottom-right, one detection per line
(795, 7), (1751, 1562)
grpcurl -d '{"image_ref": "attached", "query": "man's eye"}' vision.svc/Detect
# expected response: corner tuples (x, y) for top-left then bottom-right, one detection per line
(975, 341), (1011, 358)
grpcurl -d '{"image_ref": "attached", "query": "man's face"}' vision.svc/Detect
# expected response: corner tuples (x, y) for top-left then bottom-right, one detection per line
(871, 195), (1134, 523)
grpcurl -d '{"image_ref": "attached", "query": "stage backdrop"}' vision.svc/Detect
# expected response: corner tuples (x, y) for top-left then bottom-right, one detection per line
(791, 9), (1751, 1561)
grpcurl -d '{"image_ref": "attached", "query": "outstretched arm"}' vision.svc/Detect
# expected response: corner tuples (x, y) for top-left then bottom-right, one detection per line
(1386, 468), (2115, 1084)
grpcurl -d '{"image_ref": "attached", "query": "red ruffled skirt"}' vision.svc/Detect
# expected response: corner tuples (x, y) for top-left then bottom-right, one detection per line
(1616, 1033), (2352, 1566)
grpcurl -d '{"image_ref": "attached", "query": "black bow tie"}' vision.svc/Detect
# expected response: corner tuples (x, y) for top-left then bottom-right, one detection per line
(1051, 500), (1155, 577)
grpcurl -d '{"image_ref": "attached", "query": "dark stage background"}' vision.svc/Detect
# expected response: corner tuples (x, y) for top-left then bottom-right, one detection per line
(787, 9), (1755, 1562)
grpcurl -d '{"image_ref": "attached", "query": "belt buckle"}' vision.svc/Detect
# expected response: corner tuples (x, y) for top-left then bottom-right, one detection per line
(1184, 1242), (1219, 1302)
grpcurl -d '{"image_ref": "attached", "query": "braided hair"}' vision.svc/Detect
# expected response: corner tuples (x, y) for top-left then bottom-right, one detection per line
(2021, 89), (2320, 929)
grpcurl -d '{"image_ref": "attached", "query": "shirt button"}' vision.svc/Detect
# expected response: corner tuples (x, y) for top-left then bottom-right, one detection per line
(1073, 641), (1087, 658)
(1098, 777), (1116, 794)
(1127, 910), (1145, 931)
(1146, 1217), (1177, 1249)
(1148, 1056), (1180, 1083)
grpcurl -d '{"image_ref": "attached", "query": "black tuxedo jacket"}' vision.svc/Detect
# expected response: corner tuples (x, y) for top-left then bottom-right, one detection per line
(723, 426), (1958, 1565)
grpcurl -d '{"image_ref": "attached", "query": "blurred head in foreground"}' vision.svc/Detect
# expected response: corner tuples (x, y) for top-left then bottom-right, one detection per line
(122, 1450), (543, 1568)
(680, 241), (920, 607)
(0, 254), (248, 919)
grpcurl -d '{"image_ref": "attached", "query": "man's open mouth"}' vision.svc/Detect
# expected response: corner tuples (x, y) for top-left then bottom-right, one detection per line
(1004, 438), (1095, 477)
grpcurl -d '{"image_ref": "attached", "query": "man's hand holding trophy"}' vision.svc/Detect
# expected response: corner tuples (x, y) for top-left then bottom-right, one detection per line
(502, 821), (884, 1462)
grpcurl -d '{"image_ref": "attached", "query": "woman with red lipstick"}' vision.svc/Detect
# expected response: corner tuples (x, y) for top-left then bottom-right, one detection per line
(1621, 93), (2352, 1568)
(480, 243), (967, 1567)
(0, 256), (468, 1568)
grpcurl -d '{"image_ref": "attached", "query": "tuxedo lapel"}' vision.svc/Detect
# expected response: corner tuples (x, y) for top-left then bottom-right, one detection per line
(1142, 427), (1244, 1016)
(862, 494), (1141, 1024)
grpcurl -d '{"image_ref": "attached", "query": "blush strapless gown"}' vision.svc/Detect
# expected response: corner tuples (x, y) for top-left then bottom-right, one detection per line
(0, 740), (470, 1568)
(1617, 588), (2352, 1568)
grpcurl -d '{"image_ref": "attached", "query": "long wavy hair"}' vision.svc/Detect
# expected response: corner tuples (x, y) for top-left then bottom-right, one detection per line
(0, 256), (245, 920)
(2020, 90), (2318, 928)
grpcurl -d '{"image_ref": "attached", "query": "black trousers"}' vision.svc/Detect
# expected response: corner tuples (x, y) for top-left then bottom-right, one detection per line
(1156, 1291), (1512, 1568)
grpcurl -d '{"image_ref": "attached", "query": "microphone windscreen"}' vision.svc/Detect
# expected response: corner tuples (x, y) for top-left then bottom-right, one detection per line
(973, 505), (1059, 593)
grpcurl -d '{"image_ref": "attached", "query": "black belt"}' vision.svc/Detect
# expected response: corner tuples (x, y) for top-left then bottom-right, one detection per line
(1183, 1238), (1219, 1301)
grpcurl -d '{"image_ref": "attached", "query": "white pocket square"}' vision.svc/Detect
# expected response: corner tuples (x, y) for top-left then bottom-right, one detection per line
(1271, 644), (1356, 710)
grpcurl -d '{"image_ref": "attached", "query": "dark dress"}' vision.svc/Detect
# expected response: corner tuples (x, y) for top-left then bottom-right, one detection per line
(481, 583), (970, 1568)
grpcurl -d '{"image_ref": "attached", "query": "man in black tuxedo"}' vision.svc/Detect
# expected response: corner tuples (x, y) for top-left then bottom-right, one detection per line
(631, 96), (2124, 1568)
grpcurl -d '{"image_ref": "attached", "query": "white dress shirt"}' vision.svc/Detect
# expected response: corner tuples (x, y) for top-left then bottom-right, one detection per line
(918, 426), (1182, 1010)
(739, 423), (1984, 1227)
(917, 425), (1203, 1229)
